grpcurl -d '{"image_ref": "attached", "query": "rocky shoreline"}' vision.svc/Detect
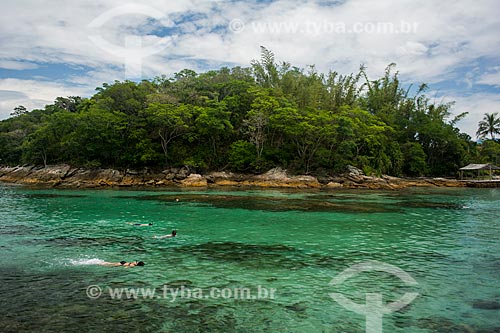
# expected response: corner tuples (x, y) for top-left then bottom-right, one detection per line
(0, 164), (473, 190)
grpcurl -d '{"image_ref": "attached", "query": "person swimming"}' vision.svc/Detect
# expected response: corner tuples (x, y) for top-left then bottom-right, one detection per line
(153, 230), (177, 239)
(127, 222), (153, 226)
(99, 260), (145, 267)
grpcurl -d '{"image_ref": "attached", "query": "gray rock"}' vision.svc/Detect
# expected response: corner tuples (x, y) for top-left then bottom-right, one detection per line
(346, 165), (364, 176)
(257, 167), (288, 180)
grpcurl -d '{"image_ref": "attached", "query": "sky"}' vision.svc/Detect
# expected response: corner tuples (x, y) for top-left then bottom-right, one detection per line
(1, 0), (499, 137)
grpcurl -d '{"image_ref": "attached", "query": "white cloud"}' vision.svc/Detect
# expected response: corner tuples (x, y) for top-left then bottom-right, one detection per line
(477, 70), (500, 87)
(0, 60), (39, 70)
(1, 0), (499, 77)
(0, 79), (90, 119)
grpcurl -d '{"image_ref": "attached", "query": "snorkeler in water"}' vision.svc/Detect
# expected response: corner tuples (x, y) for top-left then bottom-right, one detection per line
(99, 261), (145, 267)
(153, 230), (177, 239)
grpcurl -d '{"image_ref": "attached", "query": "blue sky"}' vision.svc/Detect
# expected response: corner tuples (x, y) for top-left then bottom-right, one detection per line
(1, 0), (499, 136)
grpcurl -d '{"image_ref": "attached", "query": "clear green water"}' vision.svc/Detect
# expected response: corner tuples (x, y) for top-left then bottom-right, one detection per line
(0, 185), (499, 332)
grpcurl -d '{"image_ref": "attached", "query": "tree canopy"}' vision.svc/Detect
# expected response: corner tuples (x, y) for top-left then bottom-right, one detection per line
(0, 48), (482, 176)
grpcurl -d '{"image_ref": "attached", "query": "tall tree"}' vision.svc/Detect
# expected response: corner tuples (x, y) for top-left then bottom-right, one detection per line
(143, 103), (194, 166)
(243, 90), (279, 163)
(10, 105), (27, 117)
(194, 102), (233, 168)
(476, 112), (500, 140)
(251, 46), (280, 88)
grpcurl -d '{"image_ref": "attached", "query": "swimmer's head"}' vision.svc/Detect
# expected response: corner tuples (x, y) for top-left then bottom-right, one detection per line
(149, 223), (153, 226)
(137, 261), (145, 266)
(172, 230), (177, 236)
(120, 261), (126, 265)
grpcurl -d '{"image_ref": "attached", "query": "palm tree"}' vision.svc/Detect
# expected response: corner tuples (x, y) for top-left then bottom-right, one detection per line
(477, 112), (500, 140)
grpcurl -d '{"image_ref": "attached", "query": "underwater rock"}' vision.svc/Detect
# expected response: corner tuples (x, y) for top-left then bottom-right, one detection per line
(23, 193), (85, 199)
(476, 328), (500, 333)
(473, 300), (500, 310)
(417, 317), (475, 333)
(125, 193), (397, 213)
(165, 280), (193, 288)
(0, 224), (37, 235)
(170, 241), (344, 270)
(396, 200), (464, 209)
(284, 302), (307, 313)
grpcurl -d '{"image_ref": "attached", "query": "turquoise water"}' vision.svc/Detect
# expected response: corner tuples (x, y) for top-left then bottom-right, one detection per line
(0, 185), (499, 332)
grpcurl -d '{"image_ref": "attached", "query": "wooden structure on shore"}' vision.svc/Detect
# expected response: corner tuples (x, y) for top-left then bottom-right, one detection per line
(459, 163), (500, 180)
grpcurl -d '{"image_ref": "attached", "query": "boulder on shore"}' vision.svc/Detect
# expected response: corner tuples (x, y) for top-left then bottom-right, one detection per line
(180, 174), (208, 187)
(249, 167), (321, 188)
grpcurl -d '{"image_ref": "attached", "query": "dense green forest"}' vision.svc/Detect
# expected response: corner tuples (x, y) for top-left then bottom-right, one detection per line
(1, 48), (499, 176)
